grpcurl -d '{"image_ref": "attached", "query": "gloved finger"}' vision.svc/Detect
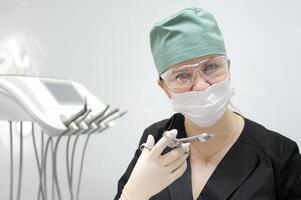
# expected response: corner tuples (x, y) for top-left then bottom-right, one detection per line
(163, 129), (178, 140)
(141, 134), (155, 154)
(151, 130), (177, 157)
(147, 134), (155, 146)
(170, 161), (187, 180)
(160, 143), (190, 166)
(165, 153), (189, 174)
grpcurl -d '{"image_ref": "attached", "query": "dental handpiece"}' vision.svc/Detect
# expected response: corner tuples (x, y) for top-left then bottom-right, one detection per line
(64, 98), (88, 126)
(85, 105), (110, 126)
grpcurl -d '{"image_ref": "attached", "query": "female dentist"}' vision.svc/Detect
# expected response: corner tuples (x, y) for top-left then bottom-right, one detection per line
(115, 7), (301, 200)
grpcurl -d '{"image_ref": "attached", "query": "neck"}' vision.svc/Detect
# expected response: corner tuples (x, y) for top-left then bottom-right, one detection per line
(184, 109), (244, 157)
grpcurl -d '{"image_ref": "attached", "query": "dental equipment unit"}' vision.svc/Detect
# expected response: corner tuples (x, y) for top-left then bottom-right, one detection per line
(0, 75), (126, 200)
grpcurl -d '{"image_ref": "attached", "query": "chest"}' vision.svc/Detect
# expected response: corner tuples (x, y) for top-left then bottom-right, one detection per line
(190, 156), (219, 200)
(189, 143), (233, 200)
(155, 148), (278, 200)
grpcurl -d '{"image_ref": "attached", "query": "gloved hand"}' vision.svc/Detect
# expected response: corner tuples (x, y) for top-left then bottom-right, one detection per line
(121, 129), (190, 200)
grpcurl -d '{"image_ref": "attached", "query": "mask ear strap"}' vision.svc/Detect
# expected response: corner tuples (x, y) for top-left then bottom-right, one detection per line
(227, 59), (231, 70)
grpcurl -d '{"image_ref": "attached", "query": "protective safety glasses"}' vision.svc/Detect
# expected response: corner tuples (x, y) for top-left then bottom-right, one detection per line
(160, 55), (229, 90)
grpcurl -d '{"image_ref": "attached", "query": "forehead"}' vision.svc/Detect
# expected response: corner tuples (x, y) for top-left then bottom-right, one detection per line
(170, 54), (221, 69)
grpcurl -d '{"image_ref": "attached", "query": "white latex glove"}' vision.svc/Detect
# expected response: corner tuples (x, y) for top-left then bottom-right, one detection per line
(121, 129), (190, 200)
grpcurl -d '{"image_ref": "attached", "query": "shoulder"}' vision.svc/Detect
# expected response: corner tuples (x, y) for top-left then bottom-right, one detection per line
(240, 118), (301, 198)
(239, 116), (300, 161)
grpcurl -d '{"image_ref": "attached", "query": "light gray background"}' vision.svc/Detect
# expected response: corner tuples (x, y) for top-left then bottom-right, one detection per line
(0, 0), (300, 199)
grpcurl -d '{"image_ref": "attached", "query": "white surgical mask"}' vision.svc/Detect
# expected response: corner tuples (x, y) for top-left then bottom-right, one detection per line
(170, 79), (235, 127)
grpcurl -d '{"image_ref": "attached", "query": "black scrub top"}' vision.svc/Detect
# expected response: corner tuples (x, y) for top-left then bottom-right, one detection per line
(114, 113), (301, 200)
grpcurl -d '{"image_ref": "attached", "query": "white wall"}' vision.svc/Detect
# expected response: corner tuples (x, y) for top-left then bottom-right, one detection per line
(0, 0), (300, 199)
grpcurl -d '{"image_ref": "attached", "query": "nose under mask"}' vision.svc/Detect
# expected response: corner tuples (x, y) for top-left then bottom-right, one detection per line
(169, 78), (235, 127)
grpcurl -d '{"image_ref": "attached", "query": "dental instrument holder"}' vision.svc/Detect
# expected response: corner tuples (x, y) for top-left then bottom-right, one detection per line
(0, 75), (126, 200)
(0, 75), (125, 135)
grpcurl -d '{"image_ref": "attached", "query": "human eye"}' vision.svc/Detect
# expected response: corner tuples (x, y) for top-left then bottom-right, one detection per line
(175, 72), (191, 80)
(203, 63), (220, 74)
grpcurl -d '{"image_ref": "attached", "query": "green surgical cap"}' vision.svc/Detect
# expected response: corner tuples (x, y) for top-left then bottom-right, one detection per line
(150, 7), (227, 75)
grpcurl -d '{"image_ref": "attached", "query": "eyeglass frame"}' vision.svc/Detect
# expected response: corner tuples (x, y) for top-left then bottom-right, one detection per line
(159, 55), (230, 88)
